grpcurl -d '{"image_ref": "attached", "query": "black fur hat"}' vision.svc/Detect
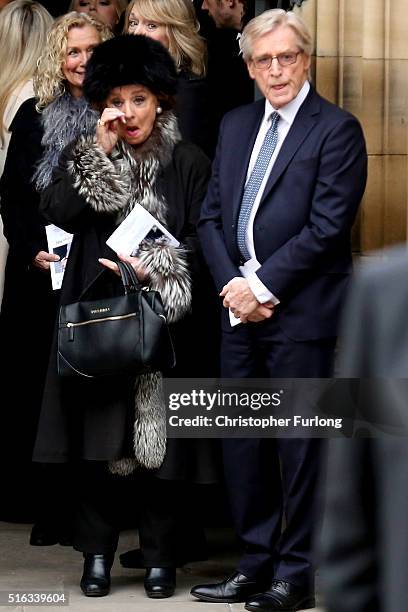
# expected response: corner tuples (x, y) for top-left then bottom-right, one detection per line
(83, 35), (178, 105)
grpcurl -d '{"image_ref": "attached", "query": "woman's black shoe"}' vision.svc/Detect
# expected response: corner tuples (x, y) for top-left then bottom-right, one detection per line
(144, 567), (176, 598)
(29, 524), (59, 546)
(29, 523), (73, 547)
(80, 553), (114, 597)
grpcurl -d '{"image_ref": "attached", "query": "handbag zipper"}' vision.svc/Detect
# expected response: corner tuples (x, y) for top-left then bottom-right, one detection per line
(65, 312), (137, 341)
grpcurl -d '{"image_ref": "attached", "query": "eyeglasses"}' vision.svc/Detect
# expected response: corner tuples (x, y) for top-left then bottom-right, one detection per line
(252, 51), (303, 70)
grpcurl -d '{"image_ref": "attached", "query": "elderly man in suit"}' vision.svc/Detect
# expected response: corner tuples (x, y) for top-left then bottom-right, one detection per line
(191, 8), (367, 612)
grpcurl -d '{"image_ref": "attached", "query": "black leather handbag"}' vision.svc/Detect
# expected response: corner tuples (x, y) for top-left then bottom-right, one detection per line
(58, 261), (175, 378)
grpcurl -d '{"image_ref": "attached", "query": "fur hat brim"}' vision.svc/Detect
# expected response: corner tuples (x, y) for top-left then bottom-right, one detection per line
(83, 34), (178, 105)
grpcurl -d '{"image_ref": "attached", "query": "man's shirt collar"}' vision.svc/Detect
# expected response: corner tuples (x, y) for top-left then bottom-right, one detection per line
(265, 80), (311, 126)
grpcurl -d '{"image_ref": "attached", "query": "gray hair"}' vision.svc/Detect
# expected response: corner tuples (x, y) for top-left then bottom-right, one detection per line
(240, 9), (313, 62)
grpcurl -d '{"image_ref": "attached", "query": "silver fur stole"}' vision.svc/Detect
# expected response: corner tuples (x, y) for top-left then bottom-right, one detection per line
(33, 93), (98, 191)
(67, 112), (191, 474)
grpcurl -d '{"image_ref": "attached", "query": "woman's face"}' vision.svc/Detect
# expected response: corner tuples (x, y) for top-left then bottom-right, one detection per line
(106, 84), (159, 147)
(72, 0), (119, 28)
(127, 8), (169, 49)
(62, 25), (100, 98)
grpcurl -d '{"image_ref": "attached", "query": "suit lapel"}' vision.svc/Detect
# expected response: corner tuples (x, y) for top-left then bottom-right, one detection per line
(231, 101), (264, 223)
(259, 88), (321, 205)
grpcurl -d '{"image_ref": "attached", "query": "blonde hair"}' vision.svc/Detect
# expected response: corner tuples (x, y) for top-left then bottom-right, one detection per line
(125, 0), (206, 77)
(69, 0), (128, 23)
(240, 8), (313, 62)
(0, 1), (53, 145)
(34, 11), (112, 110)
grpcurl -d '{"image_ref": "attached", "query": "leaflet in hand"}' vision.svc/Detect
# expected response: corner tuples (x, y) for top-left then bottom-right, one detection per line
(45, 224), (73, 290)
(106, 203), (179, 256)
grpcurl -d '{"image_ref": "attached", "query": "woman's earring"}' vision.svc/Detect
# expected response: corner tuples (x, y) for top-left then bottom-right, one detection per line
(156, 106), (162, 115)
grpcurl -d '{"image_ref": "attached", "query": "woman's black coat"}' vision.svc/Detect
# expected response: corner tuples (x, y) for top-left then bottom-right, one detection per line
(33, 135), (219, 483)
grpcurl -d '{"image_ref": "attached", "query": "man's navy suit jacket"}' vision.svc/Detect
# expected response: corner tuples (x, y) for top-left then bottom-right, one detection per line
(198, 86), (368, 341)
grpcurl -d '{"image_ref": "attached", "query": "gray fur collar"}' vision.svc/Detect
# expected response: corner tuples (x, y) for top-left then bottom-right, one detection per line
(68, 110), (180, 222)
(34, 92), (98, 192)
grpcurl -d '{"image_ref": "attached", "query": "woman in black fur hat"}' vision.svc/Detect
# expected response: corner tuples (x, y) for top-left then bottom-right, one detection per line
(33, 34), (218, 599)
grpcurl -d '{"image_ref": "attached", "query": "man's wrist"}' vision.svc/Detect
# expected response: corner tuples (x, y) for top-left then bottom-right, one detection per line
(247, 273), (280, 305)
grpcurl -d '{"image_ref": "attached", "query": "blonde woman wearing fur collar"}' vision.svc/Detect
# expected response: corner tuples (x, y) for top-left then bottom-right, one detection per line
(33, 34), (216, 599)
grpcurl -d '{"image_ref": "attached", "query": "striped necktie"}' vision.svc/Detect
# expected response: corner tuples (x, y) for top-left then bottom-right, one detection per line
(237, 111), (280, 261)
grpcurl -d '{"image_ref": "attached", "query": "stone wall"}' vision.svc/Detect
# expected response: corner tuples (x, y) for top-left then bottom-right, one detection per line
(295, 0), (408, 253)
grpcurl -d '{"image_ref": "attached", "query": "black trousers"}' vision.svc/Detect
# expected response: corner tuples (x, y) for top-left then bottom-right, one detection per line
(73, 461), (180, 566)
(221, 317), (336, 589)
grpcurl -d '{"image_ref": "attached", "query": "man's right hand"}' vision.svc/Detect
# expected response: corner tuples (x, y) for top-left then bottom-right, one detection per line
(33, 250), (60, 271)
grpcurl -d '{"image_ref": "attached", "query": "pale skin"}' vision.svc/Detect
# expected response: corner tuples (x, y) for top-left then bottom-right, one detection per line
(201, 0), (244, 31)
(127, 9), (170, 49)
(220, 278), (274, 323)
(33, 251), (60, 272)
(96, 85), (160, 280)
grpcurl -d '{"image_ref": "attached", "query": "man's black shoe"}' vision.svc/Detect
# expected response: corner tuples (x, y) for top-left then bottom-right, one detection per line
(80, 553), (114, 597)
(144, 567), (176, 598)
(191, 571), (262, 603)
(245, 580), (315, 611)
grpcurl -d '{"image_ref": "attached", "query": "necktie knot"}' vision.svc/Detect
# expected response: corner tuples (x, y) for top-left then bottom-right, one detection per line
(269, 111), (280, 130)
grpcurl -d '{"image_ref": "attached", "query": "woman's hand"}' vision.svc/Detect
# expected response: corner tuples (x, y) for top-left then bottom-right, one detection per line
(96, 108), (126, 155)
(98, 253), (149, 283)
(32, 250), (60, 272)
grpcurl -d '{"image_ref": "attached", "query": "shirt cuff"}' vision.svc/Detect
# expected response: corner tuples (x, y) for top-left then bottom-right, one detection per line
(247, 273), (280, 305)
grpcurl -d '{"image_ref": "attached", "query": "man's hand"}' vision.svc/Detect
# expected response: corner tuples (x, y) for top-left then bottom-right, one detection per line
(221, 278), (275, 323)
(221, 277), (258, 316)
(32, 250), (60, 271)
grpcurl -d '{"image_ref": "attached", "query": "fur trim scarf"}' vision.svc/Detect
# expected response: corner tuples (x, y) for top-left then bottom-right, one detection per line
(67, 110), (191, 323)
(33, 93), (98, 191)
(67, 111), (190, 474)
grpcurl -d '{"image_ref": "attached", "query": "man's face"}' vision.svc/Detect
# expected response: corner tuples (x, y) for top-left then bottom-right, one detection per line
(247, 26), (310, 109)
(201, 0), (230, 29)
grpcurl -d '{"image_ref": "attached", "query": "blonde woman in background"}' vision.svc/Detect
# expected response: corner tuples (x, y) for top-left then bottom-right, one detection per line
(69, 0), (128, 30)
(0, 10), (110, 539)
(0, 0), (53, 306)
(125, 0), (214, 156)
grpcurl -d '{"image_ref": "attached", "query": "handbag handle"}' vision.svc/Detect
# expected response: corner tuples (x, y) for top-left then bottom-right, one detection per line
(117, 260), (142, 294)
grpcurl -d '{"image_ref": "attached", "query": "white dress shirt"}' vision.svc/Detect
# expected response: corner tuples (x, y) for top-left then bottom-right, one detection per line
(244, 80), (311, 304)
